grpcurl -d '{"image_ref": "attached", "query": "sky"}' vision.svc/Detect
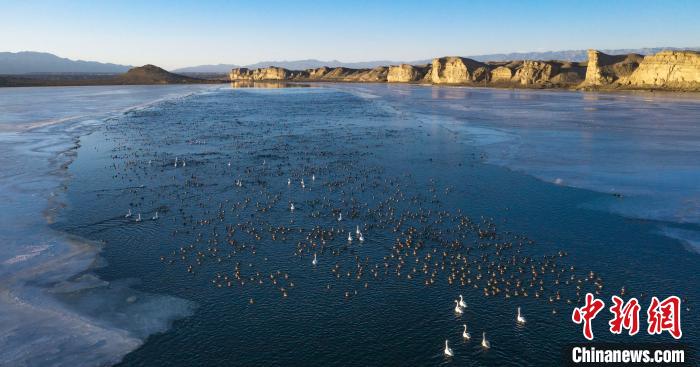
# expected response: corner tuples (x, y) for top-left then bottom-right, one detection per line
(2, 0), (700, 70)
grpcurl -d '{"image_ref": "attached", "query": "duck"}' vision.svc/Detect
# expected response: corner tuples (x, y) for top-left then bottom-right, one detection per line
(444, 339), (453, 357)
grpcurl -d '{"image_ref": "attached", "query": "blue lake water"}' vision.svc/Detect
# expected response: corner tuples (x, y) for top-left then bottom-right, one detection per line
(1, 84), (698, 366)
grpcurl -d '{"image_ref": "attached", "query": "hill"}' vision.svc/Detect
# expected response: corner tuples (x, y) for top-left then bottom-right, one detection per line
(115, 64), (204, 84)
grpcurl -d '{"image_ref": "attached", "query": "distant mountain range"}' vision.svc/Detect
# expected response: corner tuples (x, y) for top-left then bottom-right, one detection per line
(171, 47), (700, 73)
(3, 48), (700, 75)
(467, 47), (700, 63)
(173, 59), (424, 73)
(0, 51), (131, 74)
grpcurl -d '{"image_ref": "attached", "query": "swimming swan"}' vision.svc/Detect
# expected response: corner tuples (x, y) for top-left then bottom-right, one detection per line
(458, 294), (467, 308)
(481, 332), (490, 349)
(462, 324), (471, 340)
(444, 340), (453, 357)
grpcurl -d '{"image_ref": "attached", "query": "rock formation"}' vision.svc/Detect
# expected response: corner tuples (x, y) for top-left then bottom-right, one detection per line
(583, 50), (643, 86)
(430, 57), (485, 84)
(307, 67), (329, 79)
(490, 65), (514, 81)
(620, 50), (700, 89)
(387, 64), (430, 82)
(229, 68), (254, 80)
(253, 66), (289, 80)
(228, 49), (700, 92)
(230, 67), (297, 81)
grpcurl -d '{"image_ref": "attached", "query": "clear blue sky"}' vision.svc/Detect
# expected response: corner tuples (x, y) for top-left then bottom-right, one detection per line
(2, 0), (699, 69)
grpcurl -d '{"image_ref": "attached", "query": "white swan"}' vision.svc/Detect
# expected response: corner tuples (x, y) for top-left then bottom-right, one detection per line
(458, 294), (467, 308)
(301, 179), (305, 188)
(287, 178), (291, 186)
(338, 212), (342, 221)
(481, 332), (490, 349)
(462, 324), (471, 340)
(359, 232), (364, 242)
(312, 174), (315, 181)
(444, 339), (453, 357)
(517, 306), (526, 324)
(152, 211), (159, 220)
(125, 209), (132, 218)
(135, 213), (142, 222)
(312, 253), (318, 266)
(347, 232), (353, 242)
(356, 225), (360, 234)
(290, 203), (295, 211)
(454, 300), (463, 314)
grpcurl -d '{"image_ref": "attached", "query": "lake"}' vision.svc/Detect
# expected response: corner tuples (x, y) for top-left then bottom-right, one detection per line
(1, 84), (697, 366)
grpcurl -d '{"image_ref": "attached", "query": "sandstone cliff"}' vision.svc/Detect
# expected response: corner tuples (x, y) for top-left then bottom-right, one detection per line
(229, 68), (254, 80)
(387, 64), (430, 82)
(430, 57), (486, 84)
(230, 66), (308, 81)
(229, 49), (700, 92)
(321, 66), (388, 82)
(490, 65), (514, 81)
(583, 50), (643, 86)
(619, 50), (700, 89)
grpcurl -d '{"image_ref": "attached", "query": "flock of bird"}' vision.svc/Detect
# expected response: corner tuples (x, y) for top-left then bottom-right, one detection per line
(100, 104), (619, 360)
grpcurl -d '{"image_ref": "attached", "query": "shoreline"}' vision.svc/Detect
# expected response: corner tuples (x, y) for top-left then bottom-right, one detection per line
(3, 79), (700, 96)
(247, 78), (700, 93)
(231, 79), (700, 100)
(0, 86), (211, 367)
(3, 78), (700, 97)
(0, 79), (227, 88)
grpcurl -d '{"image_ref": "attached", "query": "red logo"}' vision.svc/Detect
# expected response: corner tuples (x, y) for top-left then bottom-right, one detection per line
(647, 296), (682, 339)
(609, 296), (640, 336)
(572, 293), (606, 340)
(572, 293), (683, 340)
